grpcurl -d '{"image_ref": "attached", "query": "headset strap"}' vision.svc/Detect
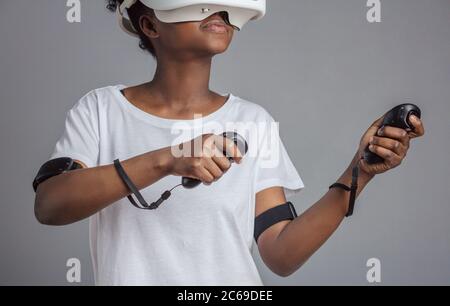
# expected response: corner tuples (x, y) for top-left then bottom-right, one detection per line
(116, 0), (139, 37)
(120, 0), (137, 12)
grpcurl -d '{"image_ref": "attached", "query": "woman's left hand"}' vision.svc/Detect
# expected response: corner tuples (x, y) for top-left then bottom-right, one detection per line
(357, 114), (425, 176)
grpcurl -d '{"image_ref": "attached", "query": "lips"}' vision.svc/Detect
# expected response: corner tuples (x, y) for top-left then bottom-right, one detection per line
(200, 14), (230, 34)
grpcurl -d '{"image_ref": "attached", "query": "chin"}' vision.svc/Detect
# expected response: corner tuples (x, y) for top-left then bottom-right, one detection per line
(188, 42), (230, 58)
(206, 42), (231, 55)
(201, 35), (233, 55)
(196, 28), (233, 55)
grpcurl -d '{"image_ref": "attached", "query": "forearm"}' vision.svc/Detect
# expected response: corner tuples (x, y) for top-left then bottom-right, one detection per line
(34, 147), (173, 225)
(272, 153), (374, 276)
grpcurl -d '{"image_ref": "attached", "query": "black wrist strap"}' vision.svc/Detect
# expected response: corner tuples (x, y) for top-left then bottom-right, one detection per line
(114, 159), (170, 210)
(254, 202), (298, 242)
(329, 164), (359, 217)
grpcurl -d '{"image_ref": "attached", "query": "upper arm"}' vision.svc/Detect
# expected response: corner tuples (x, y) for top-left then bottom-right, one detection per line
(255, 186), (292, 266)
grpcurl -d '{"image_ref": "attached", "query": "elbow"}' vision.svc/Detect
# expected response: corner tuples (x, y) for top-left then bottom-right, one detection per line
(34, 205), (49, 225)
(260, 245), (303, 278)
(34, 198), (56, 226)
(34, 211), (51, 226)
(34, 190), (66, 226)
(275, 270), (295, 278)
(265, 254), (306, 278)
(270, 264), (298, 278)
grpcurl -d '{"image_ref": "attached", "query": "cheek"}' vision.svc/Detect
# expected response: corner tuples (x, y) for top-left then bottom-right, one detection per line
(193, 28), (234, 53)
(156, 23), (194, 50)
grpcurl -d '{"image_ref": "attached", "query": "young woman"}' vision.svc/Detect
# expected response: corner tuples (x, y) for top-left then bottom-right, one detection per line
(34, 0), (424, 285)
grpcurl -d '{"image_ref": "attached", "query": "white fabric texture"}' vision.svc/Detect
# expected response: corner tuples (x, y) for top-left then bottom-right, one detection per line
(50, 85), (304, 285)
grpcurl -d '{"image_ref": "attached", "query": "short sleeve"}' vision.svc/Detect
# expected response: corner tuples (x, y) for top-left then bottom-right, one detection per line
(49, 93), (99, 168)
(254, 115), (305, 199)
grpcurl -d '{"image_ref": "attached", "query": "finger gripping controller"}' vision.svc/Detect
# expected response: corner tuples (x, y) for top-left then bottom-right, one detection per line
(364, 103), (421, 165)
(182, 132), (249, 189)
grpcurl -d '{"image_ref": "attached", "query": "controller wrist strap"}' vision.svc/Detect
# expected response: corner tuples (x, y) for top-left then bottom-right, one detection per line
(114, 159), (181, 210)
(329, 164), (359, 217)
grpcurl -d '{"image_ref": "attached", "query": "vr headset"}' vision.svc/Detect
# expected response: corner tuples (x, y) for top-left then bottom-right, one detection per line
(117, 0), (266, 37)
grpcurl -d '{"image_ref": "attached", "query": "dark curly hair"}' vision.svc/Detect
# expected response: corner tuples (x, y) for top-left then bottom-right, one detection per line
(106, 0), (156, 57)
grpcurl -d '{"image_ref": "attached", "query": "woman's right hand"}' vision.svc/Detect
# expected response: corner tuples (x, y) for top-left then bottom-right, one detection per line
(166, 134), (243, 185)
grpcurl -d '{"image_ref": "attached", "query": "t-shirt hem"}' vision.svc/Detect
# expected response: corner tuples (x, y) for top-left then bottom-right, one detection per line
(50, 152), (96, 168)
(255, 178), (305, 198)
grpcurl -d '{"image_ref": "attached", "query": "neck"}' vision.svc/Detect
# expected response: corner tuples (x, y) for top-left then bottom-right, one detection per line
(149, 55), (214, 107)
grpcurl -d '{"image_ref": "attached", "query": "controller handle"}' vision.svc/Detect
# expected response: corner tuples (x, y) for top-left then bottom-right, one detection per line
(364, 103), (421, 164)
(181, 132), (249, 189)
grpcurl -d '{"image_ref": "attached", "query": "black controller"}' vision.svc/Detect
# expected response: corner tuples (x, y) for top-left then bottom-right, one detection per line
(181, 132), (249, 189)
(364, 103), (421, 164)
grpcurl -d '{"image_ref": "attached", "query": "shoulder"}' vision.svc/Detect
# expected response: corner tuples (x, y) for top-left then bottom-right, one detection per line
(68, 85), (122, 116)
(230, 94), (276, 123)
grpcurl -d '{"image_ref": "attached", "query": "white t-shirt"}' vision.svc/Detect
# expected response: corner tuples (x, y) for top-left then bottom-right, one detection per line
(50, 85), (304, 286)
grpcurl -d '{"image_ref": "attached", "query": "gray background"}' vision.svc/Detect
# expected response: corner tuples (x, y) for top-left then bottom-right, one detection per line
(0, 0), (449, 285)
